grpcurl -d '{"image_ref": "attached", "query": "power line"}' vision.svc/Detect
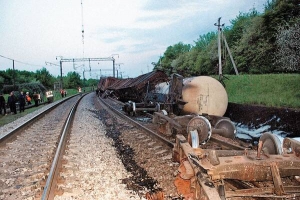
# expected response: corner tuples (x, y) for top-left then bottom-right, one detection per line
(0, 54), (44, 67)
(81, 0), (85, 59)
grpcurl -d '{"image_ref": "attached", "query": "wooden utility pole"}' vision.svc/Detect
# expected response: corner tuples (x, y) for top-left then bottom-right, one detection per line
(215, 17), (239, 77)
(215, 17), (223, 76)
(222, 32), (239, 75)
(60, 60), (63, 89)
(12, 60), (15, 88)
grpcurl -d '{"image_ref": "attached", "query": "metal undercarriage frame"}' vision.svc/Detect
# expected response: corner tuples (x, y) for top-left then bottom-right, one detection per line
(173, 134), (300, 199)
(153, 112), (236, 141)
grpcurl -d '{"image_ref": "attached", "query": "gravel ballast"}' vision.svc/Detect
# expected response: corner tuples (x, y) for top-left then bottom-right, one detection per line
(1, 94), (145, 199)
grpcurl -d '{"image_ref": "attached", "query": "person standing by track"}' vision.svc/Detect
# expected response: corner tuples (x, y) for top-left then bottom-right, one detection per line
(26, 92), (32, 105)
(33, 92), (39, 107)
(60, 89), (64, 98)
(7, 91), (17, 114)
(78, 87), (82, 96)
(19, 91), (26, 112)
(0, 92), (6, 115)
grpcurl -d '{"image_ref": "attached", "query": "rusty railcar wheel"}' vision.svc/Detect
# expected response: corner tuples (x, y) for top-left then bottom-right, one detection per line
(214, 118), (236, 139)
(187, 116), (212, 147)
(259, 132), (282, 155)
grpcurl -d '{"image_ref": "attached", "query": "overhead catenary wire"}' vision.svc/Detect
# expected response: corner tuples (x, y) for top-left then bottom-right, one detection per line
(81, 0), (86, 69)
(81, 0), (84, 52)
(0, 54), (44, 67)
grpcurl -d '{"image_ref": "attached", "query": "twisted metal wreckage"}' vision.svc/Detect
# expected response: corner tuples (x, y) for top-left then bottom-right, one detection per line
(98, 70), (300, 199)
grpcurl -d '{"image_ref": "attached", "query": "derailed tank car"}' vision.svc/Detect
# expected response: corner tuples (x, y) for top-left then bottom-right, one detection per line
(113, 72), (236, 141)
(97, 71), (300, 199)
(98, 71), (236, 141)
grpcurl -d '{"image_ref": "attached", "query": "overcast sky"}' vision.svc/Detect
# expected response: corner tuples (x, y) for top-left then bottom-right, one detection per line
(0, 0), (267, 79)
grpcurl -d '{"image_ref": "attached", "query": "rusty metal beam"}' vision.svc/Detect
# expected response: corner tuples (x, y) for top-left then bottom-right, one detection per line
(226, 186), (300, 198)
(154, 112), (183, 129)
(270, 162), (285, 195)
(207, 158), (300, 182)
(174, 134), (300, 199)
(225, 187), (273, 198)
(175, 134), (221, 200)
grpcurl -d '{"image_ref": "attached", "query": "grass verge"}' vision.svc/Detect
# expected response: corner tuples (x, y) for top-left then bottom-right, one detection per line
(223, 74), (300, 108)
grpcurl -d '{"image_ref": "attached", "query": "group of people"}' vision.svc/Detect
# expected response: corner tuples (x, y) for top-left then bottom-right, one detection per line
(0, 91), (42, 115)
(60, 89), (67, 98)
(0, 91), (23, 115)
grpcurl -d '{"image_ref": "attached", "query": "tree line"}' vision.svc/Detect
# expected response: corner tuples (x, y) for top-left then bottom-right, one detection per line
(153, 0), (299, 77)
(0, 67), (97, 94)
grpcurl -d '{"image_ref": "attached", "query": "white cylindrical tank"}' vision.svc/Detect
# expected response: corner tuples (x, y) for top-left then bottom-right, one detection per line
(182, 76), (228, 116)
(155, 76), (228, 116)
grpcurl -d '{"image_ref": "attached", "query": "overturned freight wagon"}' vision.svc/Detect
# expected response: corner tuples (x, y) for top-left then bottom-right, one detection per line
(97, 76), (118, 96)
(98, 70), (169, 102)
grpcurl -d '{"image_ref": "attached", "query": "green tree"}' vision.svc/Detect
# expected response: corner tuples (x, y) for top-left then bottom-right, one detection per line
(275, 20), (300, 71)
(231, 16), (268, 73)
(0, 70), (12, 85)
(194, 32), (217, 50)
(223, 9), (264, 74)
(65, 71), (82, 89)
(154, 42), (191, 75)
(17, 70), (36, 84)
(258, 0), (300, 72)
(226, 9), (259, 46)
(86, 78), (98, 88)
(35, 67), (55, 89)
(194, 32), (218, 75)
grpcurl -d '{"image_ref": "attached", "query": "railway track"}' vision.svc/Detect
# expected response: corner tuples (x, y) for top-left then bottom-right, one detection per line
(1, 93), (149, 200)
(0, 95), (81, 199)
(96, 96), (180, 198)
(101, 96), (174, 148)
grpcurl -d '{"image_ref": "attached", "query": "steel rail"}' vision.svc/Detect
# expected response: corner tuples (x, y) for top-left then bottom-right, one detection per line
(0, 95), (79, 146)
(98, 97), (174, 148)
(41, 94), (85, 200)
(107, 96), (125, 106)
